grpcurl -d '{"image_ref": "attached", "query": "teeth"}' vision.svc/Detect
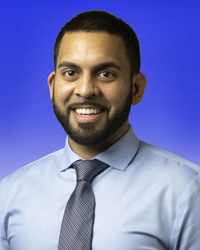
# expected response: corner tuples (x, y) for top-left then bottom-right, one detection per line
(75, 108), (101, 115)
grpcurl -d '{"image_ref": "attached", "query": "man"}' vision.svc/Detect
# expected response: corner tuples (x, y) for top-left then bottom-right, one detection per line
(0, 10), (200, 250)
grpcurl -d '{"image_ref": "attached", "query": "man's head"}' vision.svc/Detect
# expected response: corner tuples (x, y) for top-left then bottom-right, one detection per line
(53, 10), (140, 76)
(48, 11), (147, 153)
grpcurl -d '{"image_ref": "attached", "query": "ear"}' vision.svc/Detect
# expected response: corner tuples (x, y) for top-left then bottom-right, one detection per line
(47, 71), (55, 100)
(131, 73), (147, 105)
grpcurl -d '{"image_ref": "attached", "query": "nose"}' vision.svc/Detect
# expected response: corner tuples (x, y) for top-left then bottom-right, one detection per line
(74, 74), (100, 98)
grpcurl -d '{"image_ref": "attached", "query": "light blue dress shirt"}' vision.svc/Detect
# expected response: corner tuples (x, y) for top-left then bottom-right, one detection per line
(0, 126), (200, 250)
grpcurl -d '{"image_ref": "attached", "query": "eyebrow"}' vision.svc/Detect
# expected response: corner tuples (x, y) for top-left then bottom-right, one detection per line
(94, 62), (121, 72)
(58, 61), (121, 71)
(58, 62), (77, 69)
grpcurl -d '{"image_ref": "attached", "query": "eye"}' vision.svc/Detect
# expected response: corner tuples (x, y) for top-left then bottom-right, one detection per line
(62, 69), (79, 81)
(99, 71), (114, 78)
(64, 70), (77, 77)
(97, 71), (116, 82)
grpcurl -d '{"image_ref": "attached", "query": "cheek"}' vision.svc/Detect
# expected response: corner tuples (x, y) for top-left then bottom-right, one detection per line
(54, 81), (74, 104)
(103, 84), (129, 109)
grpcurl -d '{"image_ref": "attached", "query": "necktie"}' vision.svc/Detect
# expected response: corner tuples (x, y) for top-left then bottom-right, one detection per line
(58, 159), (108, 250)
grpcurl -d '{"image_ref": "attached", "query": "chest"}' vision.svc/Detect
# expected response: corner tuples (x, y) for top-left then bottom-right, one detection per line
(5, 173), (174, 250)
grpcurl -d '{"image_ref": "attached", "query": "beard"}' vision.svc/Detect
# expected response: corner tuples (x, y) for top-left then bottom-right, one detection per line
(52, 85), (132, 146)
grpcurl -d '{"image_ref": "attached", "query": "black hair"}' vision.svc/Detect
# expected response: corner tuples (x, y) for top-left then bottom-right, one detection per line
(53, 10), (141, 74)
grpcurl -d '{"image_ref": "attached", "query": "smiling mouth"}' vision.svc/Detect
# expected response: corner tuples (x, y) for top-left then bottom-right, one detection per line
(74, 108), (102, 115)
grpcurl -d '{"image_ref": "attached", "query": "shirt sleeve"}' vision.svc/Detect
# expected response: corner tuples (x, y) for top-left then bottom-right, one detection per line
(0, 180), (9, 250)
(0, 242), (7, 250)
(170, 174), (200, 250)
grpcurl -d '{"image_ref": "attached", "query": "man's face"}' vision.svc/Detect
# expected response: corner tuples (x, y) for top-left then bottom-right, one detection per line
(48, 31), (134, 146)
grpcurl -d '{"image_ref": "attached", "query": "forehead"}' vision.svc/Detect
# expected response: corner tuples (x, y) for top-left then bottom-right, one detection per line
(57, 31), (130, 69)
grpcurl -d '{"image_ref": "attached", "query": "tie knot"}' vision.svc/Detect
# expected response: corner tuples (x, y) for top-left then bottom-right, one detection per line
(73, 159), (108, 184)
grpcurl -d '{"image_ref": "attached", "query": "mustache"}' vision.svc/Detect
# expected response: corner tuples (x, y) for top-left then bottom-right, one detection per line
(67, 102), (109, 111)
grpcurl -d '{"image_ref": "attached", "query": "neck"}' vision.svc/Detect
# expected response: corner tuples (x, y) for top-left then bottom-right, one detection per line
(68, 124), (129, 159)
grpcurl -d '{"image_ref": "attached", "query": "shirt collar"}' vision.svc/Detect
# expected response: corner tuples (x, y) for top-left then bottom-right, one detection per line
(60, 125), (139, 172)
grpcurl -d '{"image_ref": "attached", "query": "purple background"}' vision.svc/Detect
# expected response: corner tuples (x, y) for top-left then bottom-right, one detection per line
(1, 0), (200, 180)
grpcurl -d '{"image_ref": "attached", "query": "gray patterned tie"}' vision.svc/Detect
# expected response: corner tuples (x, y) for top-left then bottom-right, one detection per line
(58, 159), (108, 250)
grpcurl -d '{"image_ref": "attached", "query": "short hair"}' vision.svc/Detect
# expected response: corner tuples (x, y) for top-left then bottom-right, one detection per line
(53, 10), (141, 75)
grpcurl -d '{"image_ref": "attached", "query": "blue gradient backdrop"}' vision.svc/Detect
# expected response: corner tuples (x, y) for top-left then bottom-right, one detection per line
(1, 0), (200, 180)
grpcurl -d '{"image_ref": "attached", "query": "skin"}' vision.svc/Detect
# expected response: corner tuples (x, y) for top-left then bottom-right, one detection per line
(48, 31), (147, 159)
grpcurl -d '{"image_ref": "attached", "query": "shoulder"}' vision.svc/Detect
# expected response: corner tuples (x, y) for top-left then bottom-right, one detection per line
(138, 140), (200, 174)
(131, 141), (200, 218)
(0, 148), (65, 193)
(0, 148), (68, 215)
(132, 141), (200, 196)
